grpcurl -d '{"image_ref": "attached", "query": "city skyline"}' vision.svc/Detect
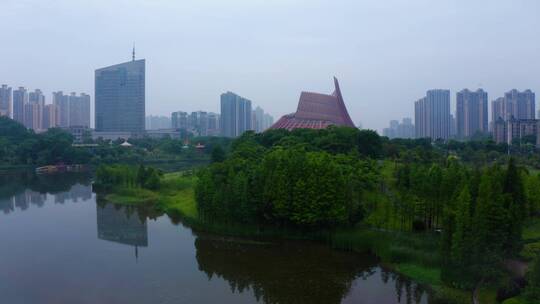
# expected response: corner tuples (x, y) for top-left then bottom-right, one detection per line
(1, 1), (539, 132)
(1, 79), (538, 136)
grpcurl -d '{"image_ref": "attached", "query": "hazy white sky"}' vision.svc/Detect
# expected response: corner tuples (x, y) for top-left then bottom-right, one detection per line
(1, 0), (539, 131)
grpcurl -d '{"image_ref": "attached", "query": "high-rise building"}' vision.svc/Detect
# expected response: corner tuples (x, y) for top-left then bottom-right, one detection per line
(0, 85), (12, 118)
(456, 89), (488, 138)
(414, 97), (425, 139)
(183, 111), (209, 136)
(24, 89), (45, 130)
(29, 89), (45, 106)
(414, 89), (451, 140)
(12, 87), (28, 125)
(197, 111), (208, 136)
(506, 89), (535, 120)
(220, 92), (252, 137)
(400, 118), (415, 138)
(207, 112), (220, 136)
(492, 90), (536, 124)
(251, 106), (274, 133)
(383, 118), (415, 139)
(53, 91), (70, 127)
(171, 110), (217, 136)
(263, 113), (274, 130)
(42, 104), (58, 129)
(171, 111), (189, 130)
(450, 114), (457, 137)
(491, 97), (510, 124)
(493, 117), (540, 147)
(24, 102), (41, 130)
(253, 106), (265, 133)
(145, 115), (171, 130)
(69, 93), (91, 127)
(95, 57), (145, 133)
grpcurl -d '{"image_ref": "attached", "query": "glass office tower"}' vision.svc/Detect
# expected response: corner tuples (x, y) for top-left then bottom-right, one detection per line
(95, 59), (145, 133)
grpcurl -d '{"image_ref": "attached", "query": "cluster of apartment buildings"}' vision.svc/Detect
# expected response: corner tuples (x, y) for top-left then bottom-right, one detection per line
(382, 118), (415, 139)
(404, 88), (537, 146)
(219, 91), (273, 137)
(171, 111), (220, 136)
(168, 93), (273, 138)
(0, 85), (90, 131)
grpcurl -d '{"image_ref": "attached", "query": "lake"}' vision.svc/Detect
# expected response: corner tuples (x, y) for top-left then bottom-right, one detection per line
(0, 173), (432, 304)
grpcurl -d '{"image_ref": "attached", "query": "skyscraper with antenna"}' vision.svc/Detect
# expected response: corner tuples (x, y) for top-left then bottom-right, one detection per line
(95, 48), (145, 133)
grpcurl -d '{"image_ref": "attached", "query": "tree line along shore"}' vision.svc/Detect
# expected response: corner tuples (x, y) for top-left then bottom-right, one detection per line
(93, 127), (540, 304)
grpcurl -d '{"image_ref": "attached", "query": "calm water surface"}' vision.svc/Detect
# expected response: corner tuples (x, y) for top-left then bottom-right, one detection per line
(0, 173), (432, 304)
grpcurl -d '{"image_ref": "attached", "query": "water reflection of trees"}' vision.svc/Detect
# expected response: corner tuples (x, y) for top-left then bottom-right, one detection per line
(195, 235), (367, 304)
(194, 235), (431, 304)
(0, 172), (93, 215)
(380, 268), (428, 304)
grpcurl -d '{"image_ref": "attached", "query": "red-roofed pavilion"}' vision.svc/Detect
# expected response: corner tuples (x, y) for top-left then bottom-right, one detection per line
(270, 77), (355, 130)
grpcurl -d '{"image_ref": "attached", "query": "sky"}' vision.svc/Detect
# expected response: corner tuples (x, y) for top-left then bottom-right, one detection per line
(1, 0), (540, 132)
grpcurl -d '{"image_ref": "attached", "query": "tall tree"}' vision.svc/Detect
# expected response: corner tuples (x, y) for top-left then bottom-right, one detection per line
(451, 186), (472, 268)
(472, 168), (508, 282)
(357, 130), (382, 159)
(502, 158), (527, 254)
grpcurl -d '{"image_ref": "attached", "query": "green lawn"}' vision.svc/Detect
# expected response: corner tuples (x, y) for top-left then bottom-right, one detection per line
(523, 218), (540, 241)
(158, 172), (198, 219)
(102, 172), (199, 220)
(394, 263), (441, 285)
(502, 296), (533, 304)
(105, 187), (159, 205)
(521, 218), (540, 260)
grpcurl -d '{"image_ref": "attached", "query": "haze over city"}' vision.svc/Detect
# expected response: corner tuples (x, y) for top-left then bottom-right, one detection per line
(4, 1), (540, 304)
(1, 0), (540, 131)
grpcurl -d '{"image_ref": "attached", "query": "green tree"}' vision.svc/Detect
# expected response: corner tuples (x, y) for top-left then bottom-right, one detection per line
(525, 174), (540, 216)
(451, 186), (472, 268)
(357, 129), (382, 159)
(503, 158), (527, 254)
(211, 144), (226, 163)
(472, 168), (508, 282)
(524, 254), (540, 302)
(144, 169), (161, 190)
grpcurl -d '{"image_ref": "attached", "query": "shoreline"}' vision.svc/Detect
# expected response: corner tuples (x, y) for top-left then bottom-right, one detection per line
(94, 172), (493, 304)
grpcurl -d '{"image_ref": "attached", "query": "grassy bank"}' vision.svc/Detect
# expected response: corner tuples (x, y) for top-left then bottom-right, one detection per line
(99, 171), (496, 304)
(100, 171), (198, 218)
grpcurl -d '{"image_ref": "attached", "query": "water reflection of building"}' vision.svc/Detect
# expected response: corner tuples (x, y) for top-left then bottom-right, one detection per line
(12, 190), (46, 210)
(0, 173), (93, 215)
(0, 197), (14, 214)
(54, 184), (92, 204)
(14, 191), (31, 211)
(29, 192), (46, 208)
(96, 204), (148, 260)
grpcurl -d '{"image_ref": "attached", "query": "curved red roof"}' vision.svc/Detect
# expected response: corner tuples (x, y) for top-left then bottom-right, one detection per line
(271, 77), (355, 130)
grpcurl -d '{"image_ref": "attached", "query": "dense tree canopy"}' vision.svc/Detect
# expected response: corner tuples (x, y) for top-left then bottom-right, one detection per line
(195, 128), (380, 227)
(0, 116), (232, 167)
(194, 126), (540, 296)
(0, 116), (91, 165)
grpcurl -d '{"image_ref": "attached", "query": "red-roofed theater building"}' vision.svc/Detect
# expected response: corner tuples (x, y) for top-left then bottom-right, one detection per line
(270, 77), (355, 131)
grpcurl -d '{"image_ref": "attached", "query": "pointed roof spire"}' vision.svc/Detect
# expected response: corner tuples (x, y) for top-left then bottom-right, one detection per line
(132, 43), (135, 61)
